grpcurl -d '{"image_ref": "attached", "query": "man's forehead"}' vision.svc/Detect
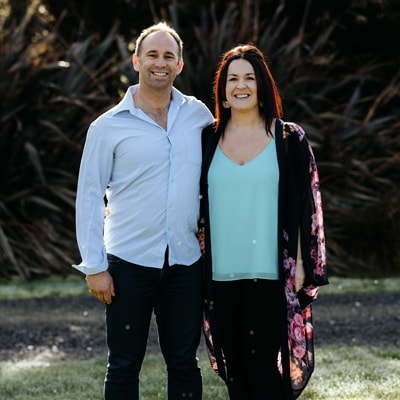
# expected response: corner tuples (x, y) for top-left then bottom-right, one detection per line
(142, 32), (179, 50)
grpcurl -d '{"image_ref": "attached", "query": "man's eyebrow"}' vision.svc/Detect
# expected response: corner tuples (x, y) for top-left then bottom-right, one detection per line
(145, 50), (178, 57)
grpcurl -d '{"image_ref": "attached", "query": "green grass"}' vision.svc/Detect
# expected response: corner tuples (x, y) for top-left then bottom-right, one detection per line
(0, 274), (88, 300)
(0, 274), (399, 399)
(1, 274), (398, 300)
(319, 276), (400, 295)
(1, 346), (399, 399)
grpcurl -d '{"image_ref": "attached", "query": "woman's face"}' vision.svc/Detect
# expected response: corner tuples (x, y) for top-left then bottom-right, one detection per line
(225, 59), (258, 112)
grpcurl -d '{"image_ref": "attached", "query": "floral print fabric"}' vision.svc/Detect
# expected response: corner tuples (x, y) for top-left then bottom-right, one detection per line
(200, 119), (328, 399)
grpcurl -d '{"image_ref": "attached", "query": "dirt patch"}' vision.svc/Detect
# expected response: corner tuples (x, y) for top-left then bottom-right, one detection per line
(1, 291), (399, 363)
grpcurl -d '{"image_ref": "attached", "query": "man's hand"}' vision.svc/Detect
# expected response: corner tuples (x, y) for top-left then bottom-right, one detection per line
(86, 271), (115, 304)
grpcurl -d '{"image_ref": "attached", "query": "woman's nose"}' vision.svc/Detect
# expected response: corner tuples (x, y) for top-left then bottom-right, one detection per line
(237, 79), (247, 88)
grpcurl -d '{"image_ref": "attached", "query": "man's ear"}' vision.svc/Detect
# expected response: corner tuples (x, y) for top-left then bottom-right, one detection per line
(176, 58), (184, 75)
(132, 53), (139, 72)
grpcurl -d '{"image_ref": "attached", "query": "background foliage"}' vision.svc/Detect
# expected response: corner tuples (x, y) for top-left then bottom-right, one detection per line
(0, 0), (399, 279)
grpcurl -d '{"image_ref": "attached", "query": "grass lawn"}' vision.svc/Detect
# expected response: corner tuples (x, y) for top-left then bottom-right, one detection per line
(1, 345), (399, 399)
(0, 275), (399, 399)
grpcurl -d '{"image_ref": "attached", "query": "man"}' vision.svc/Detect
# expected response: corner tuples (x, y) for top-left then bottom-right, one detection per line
(73, 22), (213, 400)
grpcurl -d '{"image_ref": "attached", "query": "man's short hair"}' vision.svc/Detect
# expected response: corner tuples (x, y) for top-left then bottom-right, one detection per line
(134, 22), (183, 59)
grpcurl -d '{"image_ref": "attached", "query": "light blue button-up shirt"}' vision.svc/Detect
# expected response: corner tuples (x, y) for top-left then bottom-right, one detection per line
(73, 85), (213, 275)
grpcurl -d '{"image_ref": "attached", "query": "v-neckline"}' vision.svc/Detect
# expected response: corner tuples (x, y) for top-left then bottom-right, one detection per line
(217, 138), (274, 166)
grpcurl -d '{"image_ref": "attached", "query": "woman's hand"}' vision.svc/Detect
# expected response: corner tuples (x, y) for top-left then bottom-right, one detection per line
(295, 260), (305, 292)
(296, 229), (305, 292)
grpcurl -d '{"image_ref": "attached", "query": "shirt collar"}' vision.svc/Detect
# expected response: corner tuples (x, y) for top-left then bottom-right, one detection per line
(111, 85), (186, 117)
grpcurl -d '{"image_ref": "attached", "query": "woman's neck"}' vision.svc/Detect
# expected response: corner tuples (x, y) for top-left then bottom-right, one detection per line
(228, 109), (265, 128)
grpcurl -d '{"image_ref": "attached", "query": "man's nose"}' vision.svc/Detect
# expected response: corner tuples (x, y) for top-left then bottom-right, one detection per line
(154, 56), (167, 66)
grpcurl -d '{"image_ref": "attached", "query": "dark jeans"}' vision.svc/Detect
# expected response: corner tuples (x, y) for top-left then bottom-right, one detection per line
(213, 279), (285, 400)
(104, 253), (203, 400)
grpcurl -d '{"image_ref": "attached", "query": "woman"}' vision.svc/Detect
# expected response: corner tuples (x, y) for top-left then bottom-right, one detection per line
(199, 44), (328, 399)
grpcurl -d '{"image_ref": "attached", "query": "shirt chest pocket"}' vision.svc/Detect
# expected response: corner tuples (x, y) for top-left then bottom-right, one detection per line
(170, 131), (202, 165)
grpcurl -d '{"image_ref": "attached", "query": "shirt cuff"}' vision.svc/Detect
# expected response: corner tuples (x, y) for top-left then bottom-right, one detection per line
(72, 261), (108, 275)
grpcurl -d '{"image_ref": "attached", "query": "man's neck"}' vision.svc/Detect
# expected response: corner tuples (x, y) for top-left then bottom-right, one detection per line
(133, 86), (172, 130)
(134, 84), (172, 107)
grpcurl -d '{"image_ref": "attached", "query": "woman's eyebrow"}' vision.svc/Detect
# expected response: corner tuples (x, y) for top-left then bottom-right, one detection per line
(227, 72), (255, 76)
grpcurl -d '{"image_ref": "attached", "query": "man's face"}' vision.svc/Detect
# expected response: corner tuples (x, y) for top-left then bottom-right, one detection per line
(133, 31), (184, 91)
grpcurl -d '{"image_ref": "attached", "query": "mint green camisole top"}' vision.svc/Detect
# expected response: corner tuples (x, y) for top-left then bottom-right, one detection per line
(208, 139), (279, 281)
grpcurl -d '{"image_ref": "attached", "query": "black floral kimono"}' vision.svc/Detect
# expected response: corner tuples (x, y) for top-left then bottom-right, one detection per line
(199, 118), (329, 399)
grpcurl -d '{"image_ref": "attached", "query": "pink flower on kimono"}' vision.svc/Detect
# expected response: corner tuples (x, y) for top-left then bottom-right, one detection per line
(292, 344), (306, 359)
(305, 321), (314, 339)
(283, 230), (289, 242)
(311, 213), (319, 235)
(293, 325), (305, 344)
(291, 315), (305, 341)
(293, 313), (304, 326)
